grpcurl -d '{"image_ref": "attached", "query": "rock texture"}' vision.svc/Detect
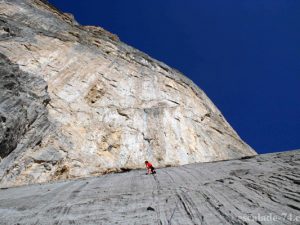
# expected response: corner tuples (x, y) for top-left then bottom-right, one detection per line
(0, 53), (50, 158)
(0, 150), (299, 225)
(0, 0), (256, 187)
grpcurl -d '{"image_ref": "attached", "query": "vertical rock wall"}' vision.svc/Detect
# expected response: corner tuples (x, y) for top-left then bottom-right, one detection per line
(0, 0), (256, 187)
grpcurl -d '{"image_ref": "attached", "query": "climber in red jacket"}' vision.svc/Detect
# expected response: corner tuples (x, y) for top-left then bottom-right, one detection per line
(145, 161), (156, 174)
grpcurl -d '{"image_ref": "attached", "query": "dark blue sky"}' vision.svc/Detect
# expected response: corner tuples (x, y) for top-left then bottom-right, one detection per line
(48, 0), (300, 154)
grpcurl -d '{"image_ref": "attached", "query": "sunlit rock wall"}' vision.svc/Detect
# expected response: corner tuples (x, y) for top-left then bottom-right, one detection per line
(0, 0), (256, 187)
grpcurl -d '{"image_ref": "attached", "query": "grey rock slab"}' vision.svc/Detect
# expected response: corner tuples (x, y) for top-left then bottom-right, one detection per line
(0, 150), (299, 225)
(31, 147), (64, 163)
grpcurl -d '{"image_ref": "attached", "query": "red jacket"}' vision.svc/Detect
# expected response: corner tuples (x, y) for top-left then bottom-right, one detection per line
(146, 162), (153, 168)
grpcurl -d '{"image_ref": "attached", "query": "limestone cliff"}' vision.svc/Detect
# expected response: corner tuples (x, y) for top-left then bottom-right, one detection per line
(0, 0), (256, 187)
(0, 150), (299, 224)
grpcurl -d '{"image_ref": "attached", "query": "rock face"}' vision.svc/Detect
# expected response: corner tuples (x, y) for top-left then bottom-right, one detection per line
(0, 53), (50, 158)
(0, 150), (299, 225)
(0, 0), (256, 187)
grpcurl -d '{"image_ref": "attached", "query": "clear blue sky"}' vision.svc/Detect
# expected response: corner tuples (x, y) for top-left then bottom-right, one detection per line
(48, 0), (300, 154)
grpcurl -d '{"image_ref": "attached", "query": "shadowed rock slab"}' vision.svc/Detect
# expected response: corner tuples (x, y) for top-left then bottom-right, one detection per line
(0, 150), (299, 225)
